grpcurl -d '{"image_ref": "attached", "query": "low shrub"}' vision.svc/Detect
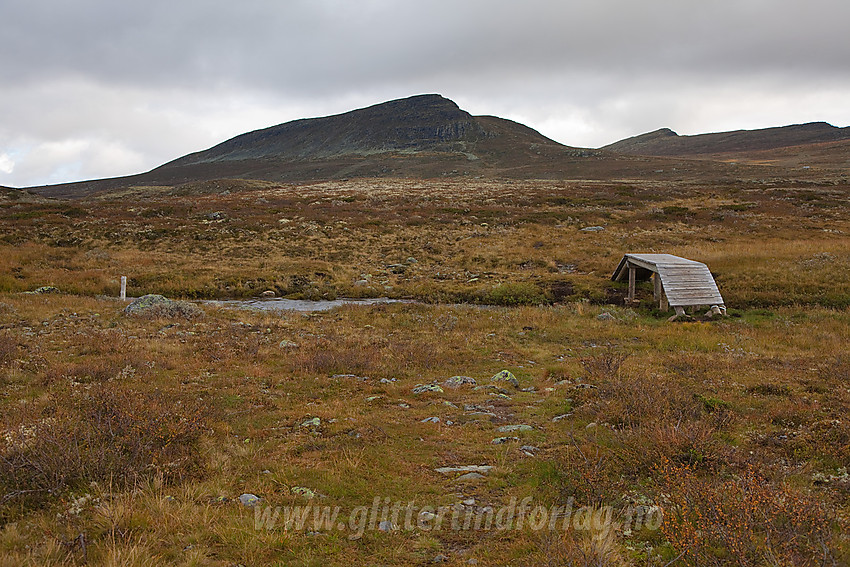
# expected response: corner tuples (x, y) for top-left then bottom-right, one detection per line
(656, 462), (839, 566)
(0, 385), (209, 520)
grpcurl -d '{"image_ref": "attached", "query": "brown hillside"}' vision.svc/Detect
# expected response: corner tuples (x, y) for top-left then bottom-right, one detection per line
(25, 95), (688, 199)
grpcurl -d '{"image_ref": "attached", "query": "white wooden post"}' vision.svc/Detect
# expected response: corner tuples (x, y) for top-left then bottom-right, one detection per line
(627, 264), (636, 302)
(120, 276), (127, 301)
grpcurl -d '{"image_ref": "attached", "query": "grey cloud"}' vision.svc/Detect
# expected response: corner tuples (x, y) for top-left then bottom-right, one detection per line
(6, 1), (849, 89)
(2, 0), (850, 186)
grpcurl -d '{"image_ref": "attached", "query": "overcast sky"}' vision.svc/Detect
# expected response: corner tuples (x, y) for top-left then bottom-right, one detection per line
(2, 0), (849, 187)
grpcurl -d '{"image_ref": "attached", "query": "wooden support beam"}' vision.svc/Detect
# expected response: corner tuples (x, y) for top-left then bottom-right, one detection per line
(653, 273), (661, 301)
(627, 264), (636, 302)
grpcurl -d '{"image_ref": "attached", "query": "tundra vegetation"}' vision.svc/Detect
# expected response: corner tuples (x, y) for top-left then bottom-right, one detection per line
(0, 177), (848, 565)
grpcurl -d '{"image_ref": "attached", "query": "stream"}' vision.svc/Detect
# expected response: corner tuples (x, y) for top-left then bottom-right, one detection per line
(202, 297), (413, 312)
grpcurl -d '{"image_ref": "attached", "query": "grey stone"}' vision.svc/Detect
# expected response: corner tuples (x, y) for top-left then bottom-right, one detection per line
(444, 375), (477, 388)
(580, 226), (605, 232)
(261, 290), (276, 298)
(435, 465), (493, 474)
(492, 436), (520, 444)
(238, 493), (261, 507)
(378, 520), (394, 532)
(124, 294), (203, 319)
(552, 413), (573, 422)
(455, 472), (485, 481)
(279, 340), (298, 348)
(597, 312), (615, 321)
(421, 417), (441, 423)
(497, 424), (533, 433)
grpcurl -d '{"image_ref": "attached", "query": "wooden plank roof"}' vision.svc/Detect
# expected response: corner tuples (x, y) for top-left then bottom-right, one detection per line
(612, 253), (724, 307)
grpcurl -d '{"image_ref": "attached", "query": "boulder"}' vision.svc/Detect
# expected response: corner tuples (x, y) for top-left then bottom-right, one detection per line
(124, 294), (203, 319)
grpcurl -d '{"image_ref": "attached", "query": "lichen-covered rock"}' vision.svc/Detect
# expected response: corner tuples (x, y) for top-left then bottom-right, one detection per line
(25, 286), (59, 295)
(413, 384), (444, 394)
(124, 294), (203, 319)
(497, 424), (533, 433)
(300, 417), (321, 428)
(291, 486), (317, 499)
(490, 370), (519, 388)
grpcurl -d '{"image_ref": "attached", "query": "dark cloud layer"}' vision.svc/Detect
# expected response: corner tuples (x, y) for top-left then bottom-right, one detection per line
(2, 0), (849, 186)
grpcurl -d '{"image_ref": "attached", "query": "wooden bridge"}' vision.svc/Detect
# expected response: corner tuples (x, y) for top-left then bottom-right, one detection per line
(612, 254), (725, 316)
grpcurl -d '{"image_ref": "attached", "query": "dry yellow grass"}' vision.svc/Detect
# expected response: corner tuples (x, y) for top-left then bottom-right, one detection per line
(1, 177), (849, 565)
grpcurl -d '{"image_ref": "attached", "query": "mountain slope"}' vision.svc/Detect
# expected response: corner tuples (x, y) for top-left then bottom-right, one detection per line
(1, 185), (47, 203)
(603, 122), (850, 156)
(32, 94), (653, 198)
(27, 94), (822, 199)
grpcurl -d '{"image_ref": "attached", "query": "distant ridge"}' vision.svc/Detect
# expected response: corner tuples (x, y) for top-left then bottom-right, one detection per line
(603, 122), (850, 156)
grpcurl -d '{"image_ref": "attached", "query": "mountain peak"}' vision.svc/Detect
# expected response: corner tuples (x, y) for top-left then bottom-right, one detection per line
(163, 94), (485, 167)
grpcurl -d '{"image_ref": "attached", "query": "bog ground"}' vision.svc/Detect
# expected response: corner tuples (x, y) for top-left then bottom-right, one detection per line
(1, 177), (849, 566)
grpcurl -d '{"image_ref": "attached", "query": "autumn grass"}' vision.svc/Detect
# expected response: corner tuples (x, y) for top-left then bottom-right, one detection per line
(0, 177), (849, 564)
(0, 292), (848, 565)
